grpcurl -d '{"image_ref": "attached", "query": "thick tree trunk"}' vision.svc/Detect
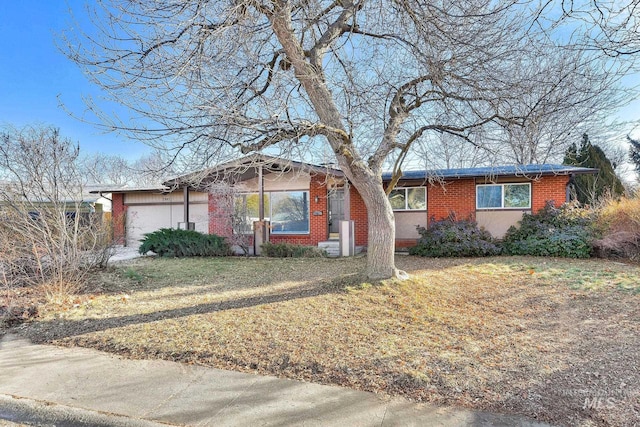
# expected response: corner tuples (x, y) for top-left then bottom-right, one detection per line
(270, 7), (403, 280)
(349, 174), (405, 280)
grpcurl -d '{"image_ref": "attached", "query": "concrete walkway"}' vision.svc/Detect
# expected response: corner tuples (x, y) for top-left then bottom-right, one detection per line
(0, 335), (551, 427)
(108, 246), (144, 264)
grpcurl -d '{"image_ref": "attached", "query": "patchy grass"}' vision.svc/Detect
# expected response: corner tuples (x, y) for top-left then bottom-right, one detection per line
(17, 255), (640, 426)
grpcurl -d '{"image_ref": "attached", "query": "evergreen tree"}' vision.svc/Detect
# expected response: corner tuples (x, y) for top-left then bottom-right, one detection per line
(628, 136), (640, 174)
(563, 133), (625, 204)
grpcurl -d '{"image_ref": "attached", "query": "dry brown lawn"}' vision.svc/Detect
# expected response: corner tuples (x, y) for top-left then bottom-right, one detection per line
(14, 255), (640, 426)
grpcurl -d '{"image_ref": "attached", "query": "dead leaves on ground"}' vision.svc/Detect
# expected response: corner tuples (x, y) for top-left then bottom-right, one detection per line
(20, 255), (640, 426)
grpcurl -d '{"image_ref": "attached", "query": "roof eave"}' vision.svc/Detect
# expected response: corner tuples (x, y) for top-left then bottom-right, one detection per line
(88, 187), (172, 194)
(164, 153), (345, 189)
(383, 166), (599, 182)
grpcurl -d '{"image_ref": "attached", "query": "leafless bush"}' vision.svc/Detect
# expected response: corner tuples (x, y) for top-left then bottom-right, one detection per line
(592, 195), (640, 260)
(207, 183), (252, 255)
(0, 125), (114, 305)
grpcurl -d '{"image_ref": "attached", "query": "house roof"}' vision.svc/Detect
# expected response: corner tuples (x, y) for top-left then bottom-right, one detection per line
(1, 181), (116, 203)
(164, 153), (345, 189)
(88, 156), (598, 194)
(381, 164), (598, 182)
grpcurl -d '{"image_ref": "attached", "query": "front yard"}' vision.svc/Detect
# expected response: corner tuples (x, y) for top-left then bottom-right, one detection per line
(11, 255), (640, 426)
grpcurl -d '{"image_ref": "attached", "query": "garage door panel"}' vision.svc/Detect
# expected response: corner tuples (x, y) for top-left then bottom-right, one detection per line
(126, 205), (172, 247)
(126, 203), (210, 247)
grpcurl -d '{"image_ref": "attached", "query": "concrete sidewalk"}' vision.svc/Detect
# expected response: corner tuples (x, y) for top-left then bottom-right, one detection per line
(0, 335), (551, 426)
(108, 246), (144, 264)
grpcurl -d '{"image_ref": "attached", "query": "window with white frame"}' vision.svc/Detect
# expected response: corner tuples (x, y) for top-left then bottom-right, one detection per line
(234, 190), (310, 234)
(388, 187), (426, 210)
(476, 183), (531, 209)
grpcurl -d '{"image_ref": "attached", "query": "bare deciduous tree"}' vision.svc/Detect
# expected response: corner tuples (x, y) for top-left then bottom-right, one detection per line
(0, 125), (113, 302)
(81, 151), (179, 187)
(411, 133), (499, 170)
(81, 152), (134, 186)
(63, 0), (634, 279)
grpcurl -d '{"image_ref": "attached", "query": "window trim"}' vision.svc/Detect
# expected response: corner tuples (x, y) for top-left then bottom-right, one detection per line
(388, 187), (427, 211)
(269, 190), (311, 235)
(476, 182), (531, 210)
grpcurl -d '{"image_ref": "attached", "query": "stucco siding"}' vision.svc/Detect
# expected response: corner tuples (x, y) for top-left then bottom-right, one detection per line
(235, 170), (311, 192)
(394, 211), (427, 239)
(124, 191), (208, 204)
(476, 210), (530, 239)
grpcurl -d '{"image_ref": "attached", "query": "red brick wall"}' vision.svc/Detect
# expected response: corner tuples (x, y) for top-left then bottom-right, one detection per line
(349, 187), (369, 246)
(111, 193), (127, 245)
(532, 175), (569, 212)
(427, 179), (476, 225)
(208, 192), (233, 238)
(395, 239), (418, 248)
(423, 176), (569, 223)
(269, 174), (328, 245)
(309, 175), (329, 244)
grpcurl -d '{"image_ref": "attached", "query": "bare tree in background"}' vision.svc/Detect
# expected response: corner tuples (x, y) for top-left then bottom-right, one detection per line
(63, 0), (634, 279)
(0, 125), (113, 302)
(81, 152), (133, 186)
(412, 133), (499, 170)
(81, 151), (178, 187)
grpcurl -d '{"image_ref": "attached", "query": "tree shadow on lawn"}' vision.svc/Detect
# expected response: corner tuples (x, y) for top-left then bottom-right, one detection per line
(91, 256), (364, 297)
(22, 273), (365, 345)
(17, 257), (640, 426)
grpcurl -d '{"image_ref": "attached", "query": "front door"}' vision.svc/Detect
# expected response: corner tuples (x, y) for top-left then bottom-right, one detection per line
(328, 189), (344, 237)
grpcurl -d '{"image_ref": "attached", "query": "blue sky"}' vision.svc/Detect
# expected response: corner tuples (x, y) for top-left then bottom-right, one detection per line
(0, 1), (150, 160)
(1, 1), (638, 163)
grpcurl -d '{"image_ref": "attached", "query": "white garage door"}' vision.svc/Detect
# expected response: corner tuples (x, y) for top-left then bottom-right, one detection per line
(126, 204), (209, 247)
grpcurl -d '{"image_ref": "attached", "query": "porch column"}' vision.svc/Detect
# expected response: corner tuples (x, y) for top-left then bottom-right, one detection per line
(258, 164), (264, 220)
(254, 163), (268, 255)
(183, 186), (190, 223)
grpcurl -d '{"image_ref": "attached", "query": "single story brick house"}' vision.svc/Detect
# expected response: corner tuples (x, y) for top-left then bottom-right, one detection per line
(94, 154), (596, 251)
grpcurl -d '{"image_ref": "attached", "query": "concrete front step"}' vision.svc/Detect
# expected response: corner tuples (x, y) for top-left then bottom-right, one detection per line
(318, 241), (340, 257)
(318, 241), (365, 257)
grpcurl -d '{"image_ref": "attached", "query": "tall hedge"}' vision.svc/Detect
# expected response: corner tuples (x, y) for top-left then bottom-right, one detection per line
(502, 202), (594, 258)
(409, 217), (501, 257)
(138, 228), (231, 257)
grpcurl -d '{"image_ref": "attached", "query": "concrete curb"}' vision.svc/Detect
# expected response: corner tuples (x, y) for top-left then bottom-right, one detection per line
(1, 335), (554, 427)
(0, 394), (175, 427)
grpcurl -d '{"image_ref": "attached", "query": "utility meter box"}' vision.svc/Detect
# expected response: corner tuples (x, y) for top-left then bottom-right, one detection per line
(253, 220), (271, 255)
(339, 220), (355, 257)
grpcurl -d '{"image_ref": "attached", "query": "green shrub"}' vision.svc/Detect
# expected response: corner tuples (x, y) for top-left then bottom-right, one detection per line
(502, 202), (594, 258)
(138, 228), (231, 257)
(261, 242), (327, 258)
(409, 216), (501, 257)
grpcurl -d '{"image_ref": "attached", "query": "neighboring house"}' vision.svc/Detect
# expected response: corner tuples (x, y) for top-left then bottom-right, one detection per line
(1, 181), (108, 221)
(93, 154), (597, 251)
